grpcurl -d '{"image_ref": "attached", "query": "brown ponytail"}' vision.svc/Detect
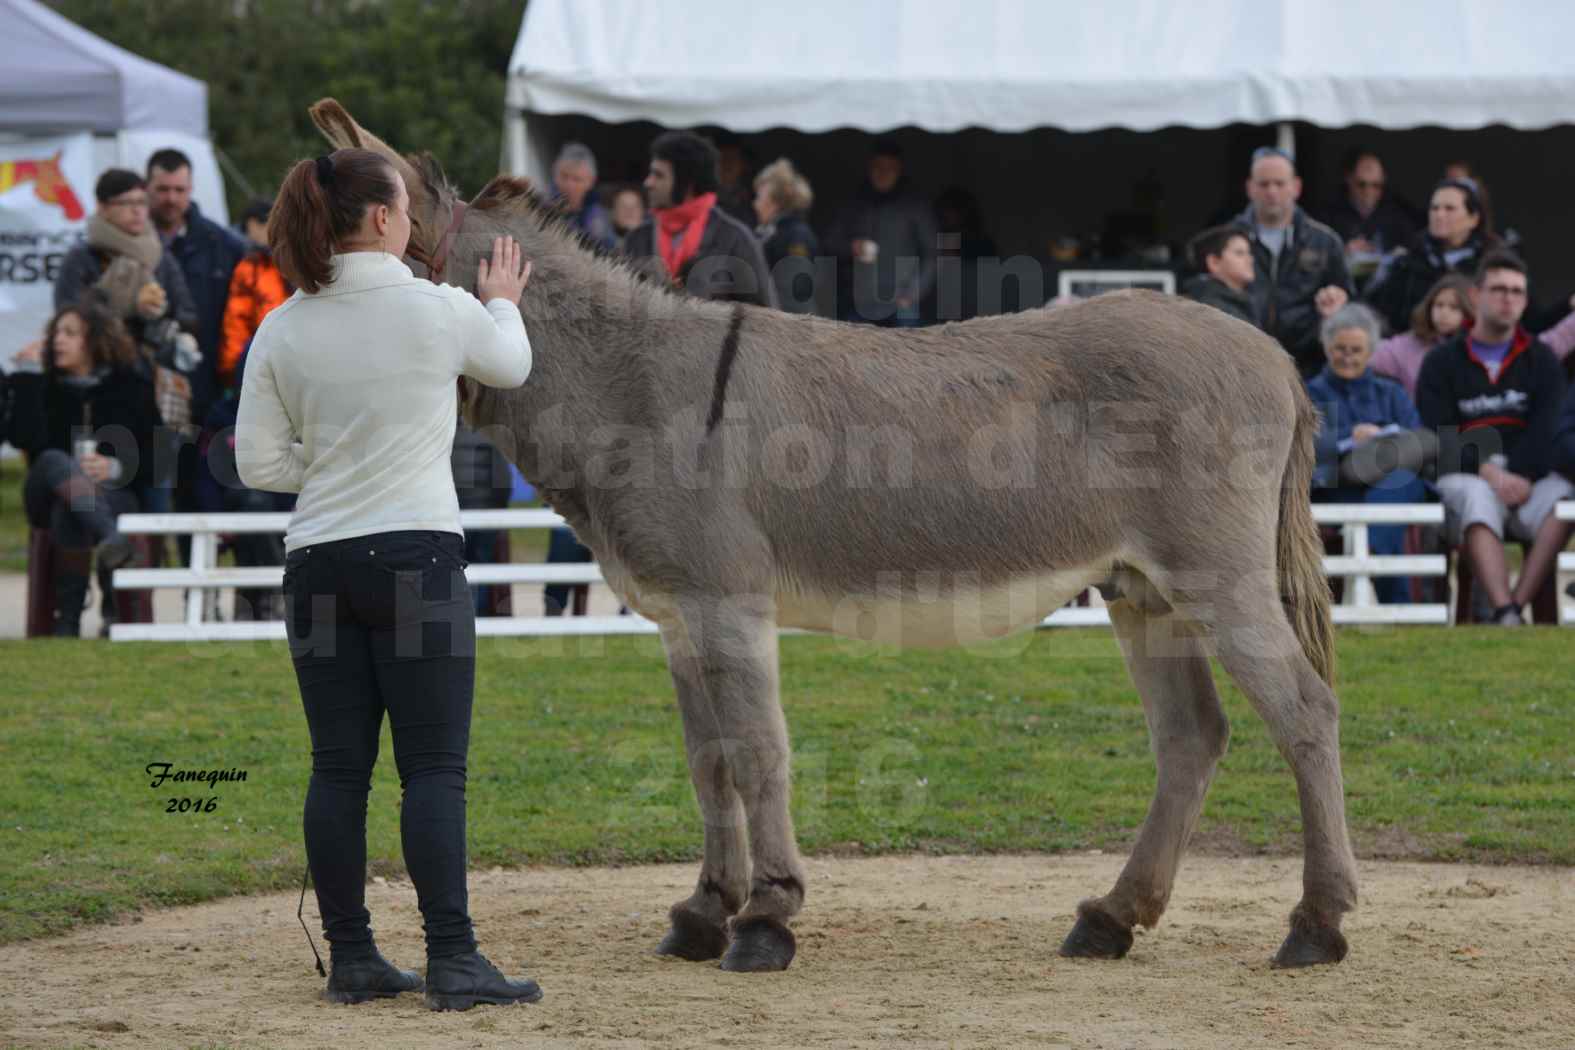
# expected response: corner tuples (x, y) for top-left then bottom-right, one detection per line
(269, 147), (399, 294)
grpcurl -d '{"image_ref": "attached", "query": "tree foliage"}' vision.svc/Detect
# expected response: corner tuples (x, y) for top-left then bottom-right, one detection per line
(49, 0), (526, 215)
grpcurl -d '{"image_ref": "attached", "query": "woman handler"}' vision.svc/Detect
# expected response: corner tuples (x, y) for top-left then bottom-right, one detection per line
(237, 148), (536, 1011)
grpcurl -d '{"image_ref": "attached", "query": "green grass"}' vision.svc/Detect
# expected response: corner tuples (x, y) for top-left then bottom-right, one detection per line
(2, 627), (1571, 945)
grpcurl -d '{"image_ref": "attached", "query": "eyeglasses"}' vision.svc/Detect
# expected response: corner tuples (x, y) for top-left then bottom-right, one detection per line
(105, 195), (149, 210)
(1481, 285), (1527, 298)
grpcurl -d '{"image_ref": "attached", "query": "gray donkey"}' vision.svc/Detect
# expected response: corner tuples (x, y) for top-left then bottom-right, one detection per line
(310, 100), (1357, 972)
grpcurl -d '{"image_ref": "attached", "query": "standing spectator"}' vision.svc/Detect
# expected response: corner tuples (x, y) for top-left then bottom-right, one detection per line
(1415, 252), (1570, 625)
(752, 158), (820, 314)
(1305, 303), (1431, 605)
(609, 186), (645, 243)
(1233, 147), (1353, 377)
(624, 131), (776, 307)
(55, 168), (198, 514)
(1319, 148), (1418, 273)
(713, 133), (756, 226)
(549, 143), (617, 252)
(933, 185), (998, 321)
(6, 298), (154, 636)
(219, 198), (290, 393)
(147, 148), (248, 426)
(1370, 274), (1474, 401)
(1182, 225), (1261, 328)
(148, 149), (248, 546)
(56, 169), (197, 348)
(825, 141), (938, 326)
(451, 422), (514, 616)
(1366, 178), (1499, 338)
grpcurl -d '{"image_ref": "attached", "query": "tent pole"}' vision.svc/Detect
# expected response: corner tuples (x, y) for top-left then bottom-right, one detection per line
(504, 108), (529, 176)
(1276, 121), (1296, 158)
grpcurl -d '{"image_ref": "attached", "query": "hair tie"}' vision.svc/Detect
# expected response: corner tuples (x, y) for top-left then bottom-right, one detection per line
(314, 155), (335, 189)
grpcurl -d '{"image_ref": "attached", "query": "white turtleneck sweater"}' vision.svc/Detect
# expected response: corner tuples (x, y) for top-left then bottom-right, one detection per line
(236, 252), (530, 552)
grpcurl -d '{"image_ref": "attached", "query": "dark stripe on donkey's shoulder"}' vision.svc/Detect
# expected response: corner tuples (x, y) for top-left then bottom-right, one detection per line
(705, 305), (746, 434)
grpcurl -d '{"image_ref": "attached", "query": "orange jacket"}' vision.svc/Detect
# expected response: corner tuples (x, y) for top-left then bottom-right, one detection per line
(219, 252), (289, 389)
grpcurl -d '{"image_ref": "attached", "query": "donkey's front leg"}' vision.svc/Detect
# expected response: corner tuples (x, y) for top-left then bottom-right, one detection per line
(655, 623), (751, 963)
(678, 597), (805, 972)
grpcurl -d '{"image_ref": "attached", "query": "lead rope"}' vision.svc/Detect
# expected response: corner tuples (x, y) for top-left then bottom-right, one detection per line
(299, 865), (326, 976)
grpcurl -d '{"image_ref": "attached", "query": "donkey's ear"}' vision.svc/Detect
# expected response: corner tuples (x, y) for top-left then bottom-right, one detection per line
(308, 98), (364, 149)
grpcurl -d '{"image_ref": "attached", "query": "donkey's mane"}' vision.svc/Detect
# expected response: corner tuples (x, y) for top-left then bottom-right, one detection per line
(468, 174), (680, 298)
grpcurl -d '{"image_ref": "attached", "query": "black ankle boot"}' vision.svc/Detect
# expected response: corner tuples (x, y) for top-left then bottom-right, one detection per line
(424, 951), (542, 1011)
(52, 572), (90, 637)
(323, 945), (423, 1004)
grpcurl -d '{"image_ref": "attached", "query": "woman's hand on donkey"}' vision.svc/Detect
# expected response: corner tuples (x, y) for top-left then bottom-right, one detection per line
(476, 236), (532, 305)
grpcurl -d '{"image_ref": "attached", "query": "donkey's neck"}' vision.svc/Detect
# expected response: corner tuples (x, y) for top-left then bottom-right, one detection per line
(463, 201), (721, 502)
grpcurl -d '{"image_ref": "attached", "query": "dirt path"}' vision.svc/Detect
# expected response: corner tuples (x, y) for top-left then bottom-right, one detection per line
(3, 853), (1571, 1049)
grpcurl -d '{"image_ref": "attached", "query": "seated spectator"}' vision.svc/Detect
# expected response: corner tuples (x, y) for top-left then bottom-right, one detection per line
(1232, 147), (1352, 377)
(1533, 291), (1575, 375)
(1182, 225), (1260, 328)
(1306, 303), (1431, 605)
(825, 140), (938, 326)
(56, 169), (199, 515)
(1319, 147), (1418, 289)
(1416, 251), (1570, 625)
(218, 198), (290, 394)
(1366, 178), (1499, 337)
(624, 131), (777, 307)
(550, 143), (618, 252)
(609, 185), (645, 244)
(1552, 382), (1575, 585)
(6, 297), (157, 636)
(752, 158), (820, 314)
(1442, 161), (1521, 252)
(1370, 274), (1474, 400)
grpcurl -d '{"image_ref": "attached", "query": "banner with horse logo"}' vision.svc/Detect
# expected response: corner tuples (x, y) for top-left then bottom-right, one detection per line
(0, 132), (93, 356)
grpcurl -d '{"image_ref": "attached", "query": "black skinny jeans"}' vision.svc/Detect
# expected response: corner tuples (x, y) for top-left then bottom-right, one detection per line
(282, 529), (478, 959)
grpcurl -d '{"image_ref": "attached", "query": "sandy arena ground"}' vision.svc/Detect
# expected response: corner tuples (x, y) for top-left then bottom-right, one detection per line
(3, 853), (1572, 1049)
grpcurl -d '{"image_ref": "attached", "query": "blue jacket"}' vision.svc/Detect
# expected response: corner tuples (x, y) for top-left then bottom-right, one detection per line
(1306, 366), (1421, 487)
(164, 201), (248, 419)
(1554, 381), (1575, 480)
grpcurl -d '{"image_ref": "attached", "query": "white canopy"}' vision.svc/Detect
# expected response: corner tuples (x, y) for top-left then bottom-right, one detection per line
(508, 0), (1575, 134)
(1, 0), (208, 137)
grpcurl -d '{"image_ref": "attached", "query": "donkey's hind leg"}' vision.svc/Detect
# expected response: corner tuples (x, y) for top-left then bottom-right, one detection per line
(1194, 571), (1357, 967)
(655, 623), (751, 962)
(1061, 586), (1230, 960)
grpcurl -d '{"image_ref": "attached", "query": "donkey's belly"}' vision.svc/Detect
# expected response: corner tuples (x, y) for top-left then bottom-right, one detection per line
(775, 568), (1102, 648)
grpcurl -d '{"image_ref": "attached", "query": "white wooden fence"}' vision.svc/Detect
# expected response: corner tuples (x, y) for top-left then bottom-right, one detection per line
(107, 503), (1574, 641)
(1560, 500), (1575, 626)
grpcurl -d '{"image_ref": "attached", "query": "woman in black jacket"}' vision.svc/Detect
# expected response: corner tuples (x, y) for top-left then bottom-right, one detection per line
(1366, 178), (1499, 335)
(752, 158), (821, 314)
(7, 296), (160, 635)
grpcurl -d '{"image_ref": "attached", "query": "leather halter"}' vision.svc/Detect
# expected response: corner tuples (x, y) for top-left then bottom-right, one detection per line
(408, 199), (467, 283)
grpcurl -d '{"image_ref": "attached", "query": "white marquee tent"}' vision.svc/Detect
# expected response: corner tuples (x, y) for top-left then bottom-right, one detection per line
(507, 0), (1575, 148)
(0, 0), (227, 220)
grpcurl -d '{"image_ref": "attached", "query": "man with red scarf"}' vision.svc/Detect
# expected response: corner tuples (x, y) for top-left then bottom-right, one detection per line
(624, 131), (777, 308)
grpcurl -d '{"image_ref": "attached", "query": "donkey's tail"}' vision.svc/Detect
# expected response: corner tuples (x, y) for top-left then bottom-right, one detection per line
(1277, 377), (1337, 685)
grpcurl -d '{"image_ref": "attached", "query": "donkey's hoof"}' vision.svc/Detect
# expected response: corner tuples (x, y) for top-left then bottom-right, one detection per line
(655, 909), (729, 962)
(1270, 915), (1348, 969)
(1058, 904), (1134, 960)
(719, 917), (796, 972)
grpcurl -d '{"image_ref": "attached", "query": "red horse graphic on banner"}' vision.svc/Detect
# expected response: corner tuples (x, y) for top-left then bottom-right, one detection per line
(0, 151), (86, 221)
